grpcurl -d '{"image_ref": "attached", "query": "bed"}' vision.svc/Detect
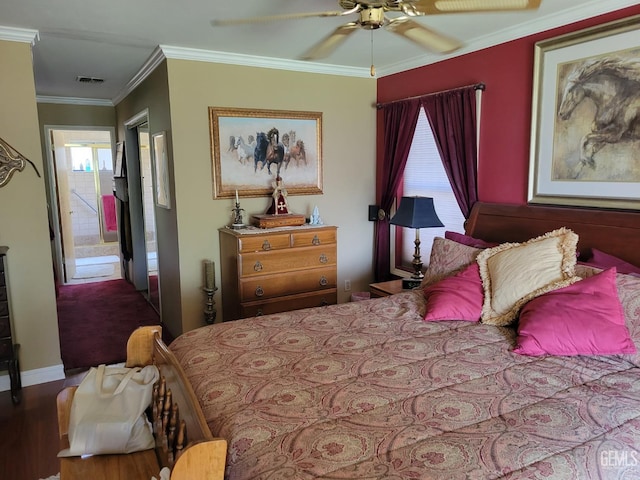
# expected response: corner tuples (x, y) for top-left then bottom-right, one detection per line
(163, 202), (640, 479)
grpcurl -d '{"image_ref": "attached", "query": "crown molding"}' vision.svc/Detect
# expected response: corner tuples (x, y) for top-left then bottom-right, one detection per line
(0, 25), (38, 44)
(36, 95), (114, 106)
(111, 46), (167, 105)
(159, 45), (371, 78)
(377, 0), (639, 77)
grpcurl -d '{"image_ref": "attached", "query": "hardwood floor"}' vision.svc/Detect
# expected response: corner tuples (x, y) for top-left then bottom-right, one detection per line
(0, 374), (84, 480)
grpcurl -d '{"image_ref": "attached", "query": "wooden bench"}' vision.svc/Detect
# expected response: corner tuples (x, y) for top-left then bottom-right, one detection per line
(56, 326), (227, 480)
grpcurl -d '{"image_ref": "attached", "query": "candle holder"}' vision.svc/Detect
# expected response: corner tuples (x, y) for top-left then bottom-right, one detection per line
(203, 286), (218, 324)
(231, 201), (246, 230)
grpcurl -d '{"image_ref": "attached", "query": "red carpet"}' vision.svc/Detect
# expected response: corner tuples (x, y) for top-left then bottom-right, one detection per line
(57, 279), (166, 371)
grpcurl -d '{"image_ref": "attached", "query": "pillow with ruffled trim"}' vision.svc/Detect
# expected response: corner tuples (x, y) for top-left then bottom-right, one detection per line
(420, 237), (482, 288)
(476, 227), (579, 326)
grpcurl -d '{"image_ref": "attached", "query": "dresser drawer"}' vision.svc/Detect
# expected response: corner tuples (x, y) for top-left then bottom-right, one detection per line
(0, 316), (9, 338)
(240, 289), (337, 318)
(0, 300), (8, 318)
(0, 338), (13, 360)
(240, 267), (336, 301)
(0, 270), (5, 288)
(0, 286), (6, 302)
(240, 245), (337, 277)
(238, 233), (291, 253)
(291, 229), (336, 247)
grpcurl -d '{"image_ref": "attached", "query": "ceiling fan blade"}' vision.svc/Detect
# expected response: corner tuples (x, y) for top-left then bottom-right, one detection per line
(386, 17), (462, 53)
(406, 0), (541, 15)
(300, 23), (360, 60)
(211, 7), (359, 27)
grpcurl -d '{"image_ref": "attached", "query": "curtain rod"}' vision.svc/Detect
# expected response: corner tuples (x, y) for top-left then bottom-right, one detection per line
(376, 82), (485, 109)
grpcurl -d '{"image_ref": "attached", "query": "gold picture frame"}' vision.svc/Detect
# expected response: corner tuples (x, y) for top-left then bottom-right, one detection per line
(209, 107), (323, 199)
(528, 14), (640, 210)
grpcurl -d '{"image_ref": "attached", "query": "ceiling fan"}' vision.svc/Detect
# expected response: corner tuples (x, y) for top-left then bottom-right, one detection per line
(211, 0), (541, 62)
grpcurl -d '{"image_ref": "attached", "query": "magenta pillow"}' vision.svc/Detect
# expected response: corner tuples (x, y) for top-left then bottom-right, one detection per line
(423, 263), (483, 322)
(582, 248), (640, 276)
(514, 268), (636, 356)
(445, 231), (498, 249)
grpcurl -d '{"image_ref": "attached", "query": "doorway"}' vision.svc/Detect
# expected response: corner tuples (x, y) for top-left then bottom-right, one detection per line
(123, 110), (161, 314)
(46, 127), (121, 285)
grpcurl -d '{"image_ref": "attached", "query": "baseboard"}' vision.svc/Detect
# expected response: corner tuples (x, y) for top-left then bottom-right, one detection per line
(0, 363), (65, 391)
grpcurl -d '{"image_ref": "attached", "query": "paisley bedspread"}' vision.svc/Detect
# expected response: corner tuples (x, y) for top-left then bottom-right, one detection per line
(169, 291), (640, 479)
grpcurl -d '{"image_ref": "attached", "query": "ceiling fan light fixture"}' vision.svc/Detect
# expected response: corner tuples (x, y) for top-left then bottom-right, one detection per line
(359, 7), (385, 29)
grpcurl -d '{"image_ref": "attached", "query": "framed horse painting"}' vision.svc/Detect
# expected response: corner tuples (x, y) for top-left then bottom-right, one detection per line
(528, 14), (640, 210)
(209, 107), (323, 199)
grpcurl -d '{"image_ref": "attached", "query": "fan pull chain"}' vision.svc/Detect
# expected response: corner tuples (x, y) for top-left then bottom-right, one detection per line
(370, 30), (376, 77)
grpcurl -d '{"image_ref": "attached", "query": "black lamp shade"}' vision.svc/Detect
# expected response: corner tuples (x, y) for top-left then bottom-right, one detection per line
(389, 197), (444, 229)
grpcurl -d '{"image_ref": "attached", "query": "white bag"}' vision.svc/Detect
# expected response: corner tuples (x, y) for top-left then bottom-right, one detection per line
(59, 364), (160, 457)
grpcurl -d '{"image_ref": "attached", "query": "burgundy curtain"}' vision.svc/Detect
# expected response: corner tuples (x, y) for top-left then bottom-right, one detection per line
(421, 86), (479, 218)
(374, 99), (421, 281)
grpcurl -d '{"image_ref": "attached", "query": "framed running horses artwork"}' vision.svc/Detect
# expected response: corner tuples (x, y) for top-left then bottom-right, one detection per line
(209, 107), (323, 199)
(528, 14), (640, 210)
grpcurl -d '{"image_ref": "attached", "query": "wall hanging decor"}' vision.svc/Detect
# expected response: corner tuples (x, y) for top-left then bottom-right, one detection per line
(0, 136), (41, 187)
(209, 107), (322, 199)
(528, 15), (640, 210)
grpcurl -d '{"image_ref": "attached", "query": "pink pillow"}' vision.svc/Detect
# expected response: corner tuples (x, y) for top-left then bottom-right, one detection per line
(582, 248), (640, 276)
(514, 268), (636, 356)
(423, 263), (483, 322)
(444, 231), (498, 249)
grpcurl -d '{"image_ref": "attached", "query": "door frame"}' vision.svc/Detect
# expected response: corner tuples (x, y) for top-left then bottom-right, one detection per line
(123, 110), (152, 294)
(44, 124), (116, 284)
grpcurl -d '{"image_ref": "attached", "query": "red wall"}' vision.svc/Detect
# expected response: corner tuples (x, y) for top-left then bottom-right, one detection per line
(376, 6), (640, 205)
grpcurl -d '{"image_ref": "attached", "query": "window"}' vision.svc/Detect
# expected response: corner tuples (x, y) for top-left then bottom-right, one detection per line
(393, 107), (465, 274)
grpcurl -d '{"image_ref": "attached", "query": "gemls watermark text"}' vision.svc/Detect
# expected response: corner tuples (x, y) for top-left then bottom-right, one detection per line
(600, 450), (639, 468)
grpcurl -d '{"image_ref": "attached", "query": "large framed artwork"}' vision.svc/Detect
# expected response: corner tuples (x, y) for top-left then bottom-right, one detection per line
(209, 107), (323, 199)
(528, 15), (640, 210)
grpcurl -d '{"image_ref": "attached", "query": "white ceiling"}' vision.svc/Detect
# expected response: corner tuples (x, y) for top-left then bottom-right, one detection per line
(0, 0), (636, 105)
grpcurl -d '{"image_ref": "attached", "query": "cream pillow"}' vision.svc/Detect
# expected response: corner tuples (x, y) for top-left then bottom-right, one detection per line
(420, 237), (482, 288)
(477, 228), (580, 326)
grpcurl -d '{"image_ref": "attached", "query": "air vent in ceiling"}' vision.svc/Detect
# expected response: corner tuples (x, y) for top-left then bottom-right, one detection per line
(75, 76), (104, 84)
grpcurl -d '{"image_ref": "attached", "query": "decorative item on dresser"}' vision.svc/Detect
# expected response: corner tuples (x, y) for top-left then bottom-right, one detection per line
(219, 225), (337, 320)
(0, 246), (21, 404)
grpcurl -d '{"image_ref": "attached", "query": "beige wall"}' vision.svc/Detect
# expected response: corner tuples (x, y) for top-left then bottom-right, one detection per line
(165, 60), (377, 333)
(0, 40), (62, 383)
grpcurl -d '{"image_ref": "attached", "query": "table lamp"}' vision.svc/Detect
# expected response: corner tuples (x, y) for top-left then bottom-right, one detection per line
(390, 196), (443, 289)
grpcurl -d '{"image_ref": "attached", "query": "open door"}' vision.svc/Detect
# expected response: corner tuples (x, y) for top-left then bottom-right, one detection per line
(51, 130), (76, 281)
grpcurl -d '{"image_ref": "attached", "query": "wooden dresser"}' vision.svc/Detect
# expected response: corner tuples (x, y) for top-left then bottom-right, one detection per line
(0, 246), (21, 404)
(219, 225), (337, 320)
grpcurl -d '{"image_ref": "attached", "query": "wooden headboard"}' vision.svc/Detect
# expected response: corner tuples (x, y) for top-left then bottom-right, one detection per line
(466, 202), (640, 267)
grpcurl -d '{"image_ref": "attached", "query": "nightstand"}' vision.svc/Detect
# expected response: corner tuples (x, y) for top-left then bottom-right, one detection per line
(369, 279), (405, 298)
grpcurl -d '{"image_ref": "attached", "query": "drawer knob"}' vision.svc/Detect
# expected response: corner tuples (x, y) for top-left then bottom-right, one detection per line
(320, 298), (329, 306)
(312, 235), (321, 246)
(255, 286), (264, 297)
(256, 309), (263, 316)
(319, 276), (328, 287)
(262, 240), (272, 251)
(254, 261), (263, 272)
(319, 253), (328, 264)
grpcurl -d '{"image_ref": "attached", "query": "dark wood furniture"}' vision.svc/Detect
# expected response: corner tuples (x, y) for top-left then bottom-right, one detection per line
(219, 225), (337, 320)
(465, 202), (640, 266)
(369, 279), (404, 298)
(57, 326), (227, 480)
(0, 246), (21, 404)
